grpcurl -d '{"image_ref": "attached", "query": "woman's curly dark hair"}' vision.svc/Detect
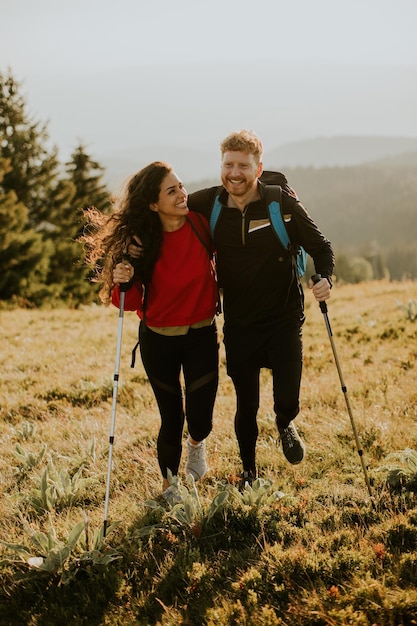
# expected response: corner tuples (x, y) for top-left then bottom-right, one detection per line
(82, 161), (172, 304)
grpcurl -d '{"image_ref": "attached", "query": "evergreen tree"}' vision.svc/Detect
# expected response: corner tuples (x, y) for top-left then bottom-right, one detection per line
(45, 144), (112, 304)
(0, 158), (53, 302)
(0, 70), (62, 226)
(0, 70), (112, 305)
(66, 143), (112, 219)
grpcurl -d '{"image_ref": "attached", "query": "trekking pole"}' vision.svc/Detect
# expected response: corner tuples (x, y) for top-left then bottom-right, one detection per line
(311, 274), (373, 500)
(103, 261), (130, 537)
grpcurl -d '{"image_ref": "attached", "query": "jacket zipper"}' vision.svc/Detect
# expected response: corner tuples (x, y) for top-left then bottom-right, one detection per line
(241, 206), (248, 245)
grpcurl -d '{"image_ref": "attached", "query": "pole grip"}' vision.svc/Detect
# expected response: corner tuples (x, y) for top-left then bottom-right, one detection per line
(119, 254), (132, 293)
(311, 273), (327, 313)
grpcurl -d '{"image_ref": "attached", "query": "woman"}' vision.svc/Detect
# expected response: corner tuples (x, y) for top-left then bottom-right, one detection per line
(84, 162), (219, 502)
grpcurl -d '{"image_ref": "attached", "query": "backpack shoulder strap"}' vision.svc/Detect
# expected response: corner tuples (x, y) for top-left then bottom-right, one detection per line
(265, 185), (290, 250)
(210, 184), (292, 251)
(209, 187), (223, 237)
(265, 184), (307, 277)
(186, 211), (222, 315)
(186, 212), (212, 256)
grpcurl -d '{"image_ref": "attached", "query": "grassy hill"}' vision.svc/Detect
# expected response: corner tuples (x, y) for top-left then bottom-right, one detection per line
(264, 137), (417, 169)
(1, 280), (417, 625)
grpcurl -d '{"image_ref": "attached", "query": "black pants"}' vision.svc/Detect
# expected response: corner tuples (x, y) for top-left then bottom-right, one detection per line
(223, 315), (304, 473)
(139, 321), (219, 479)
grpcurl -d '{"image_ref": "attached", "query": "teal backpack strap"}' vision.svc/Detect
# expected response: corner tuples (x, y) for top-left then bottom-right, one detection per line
(296, 248), (307, 277)
(209, 189), (223, 237)
(266, 185), (307, 277)
(266, 186), (290, 249)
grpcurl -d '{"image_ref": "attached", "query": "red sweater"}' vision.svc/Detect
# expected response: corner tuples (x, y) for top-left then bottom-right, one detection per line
(112, 215), (218, 327)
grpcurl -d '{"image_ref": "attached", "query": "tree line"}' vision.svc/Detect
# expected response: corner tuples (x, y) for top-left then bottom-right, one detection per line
(1, 69), (416, 309)
(0, 70), (111, 307)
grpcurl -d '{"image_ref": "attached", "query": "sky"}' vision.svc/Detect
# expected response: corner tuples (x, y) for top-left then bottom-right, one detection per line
(3, 0), (417, 72)
(2, 0), (417, 184)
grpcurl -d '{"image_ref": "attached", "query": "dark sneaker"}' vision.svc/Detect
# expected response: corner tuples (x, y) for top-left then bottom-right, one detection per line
(278, 423), (306, 464)
(238, 470), (257, 491)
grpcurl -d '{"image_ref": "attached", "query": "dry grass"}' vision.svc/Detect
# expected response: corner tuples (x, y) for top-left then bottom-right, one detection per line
(1, 280), (417, 625)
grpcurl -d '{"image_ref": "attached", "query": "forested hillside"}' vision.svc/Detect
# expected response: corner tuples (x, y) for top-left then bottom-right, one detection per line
(285, 162), (417, 247)
(285, 162), (417, 282)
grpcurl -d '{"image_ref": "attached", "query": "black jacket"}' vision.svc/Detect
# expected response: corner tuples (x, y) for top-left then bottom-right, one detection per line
(188, 180), (334, 327)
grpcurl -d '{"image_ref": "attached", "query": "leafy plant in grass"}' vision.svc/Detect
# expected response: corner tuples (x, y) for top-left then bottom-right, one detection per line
(136, 475), (287, 546)
(70, 438), (101, 475)
(397, 299), (417, 322)
(377, 448), (417, 492)
(137, 473), (230, 540)
(15, 420), (37, 441)
(225, 476), (286, 506)
(0, 519), (121, 584)
(14, 442), (47, 476)
(28, 460), (100, 512)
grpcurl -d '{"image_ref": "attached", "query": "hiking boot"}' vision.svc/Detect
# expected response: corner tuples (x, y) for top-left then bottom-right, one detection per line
(238, 470), (256, 491)
(185, 438), (208, 480)
(161, 484), (182, 506)
(278, 422), (306, 464)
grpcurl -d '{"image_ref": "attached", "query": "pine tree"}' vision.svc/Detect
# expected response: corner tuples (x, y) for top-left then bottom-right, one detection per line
(66, 143), (112, 219)
(0, 70), (62, 227)
(0, 70), (112, 305)
(0, 158), (53, 302)
(44, 144), (112, 304)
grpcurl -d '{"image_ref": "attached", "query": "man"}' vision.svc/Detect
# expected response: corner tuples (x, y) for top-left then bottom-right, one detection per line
(187, 130), (334, 486)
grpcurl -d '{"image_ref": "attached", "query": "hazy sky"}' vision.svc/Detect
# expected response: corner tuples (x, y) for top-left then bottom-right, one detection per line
(3, 0), (417, 75)
(2, 0), (417, 182)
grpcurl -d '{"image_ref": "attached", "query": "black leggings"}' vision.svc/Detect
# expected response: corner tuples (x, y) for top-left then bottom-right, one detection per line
(223, 316), (303, 473)
(139, 321), (219, 478)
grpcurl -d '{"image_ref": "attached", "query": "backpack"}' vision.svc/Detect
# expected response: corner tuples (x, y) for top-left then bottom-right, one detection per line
(209, 171), (307, 277)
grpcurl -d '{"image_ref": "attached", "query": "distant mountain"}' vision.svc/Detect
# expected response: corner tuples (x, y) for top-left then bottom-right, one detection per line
(277, 159), (417, 250)
(264, 136), (417, 169)
(370, 149), (417, 166)
(101, 135), (417, 190)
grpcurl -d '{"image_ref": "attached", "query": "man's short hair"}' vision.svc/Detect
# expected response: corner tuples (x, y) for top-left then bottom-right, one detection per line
(220, 130), (263, 163)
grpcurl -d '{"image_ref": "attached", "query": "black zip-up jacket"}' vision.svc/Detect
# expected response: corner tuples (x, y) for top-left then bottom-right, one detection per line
(188, 180), (334, 328)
